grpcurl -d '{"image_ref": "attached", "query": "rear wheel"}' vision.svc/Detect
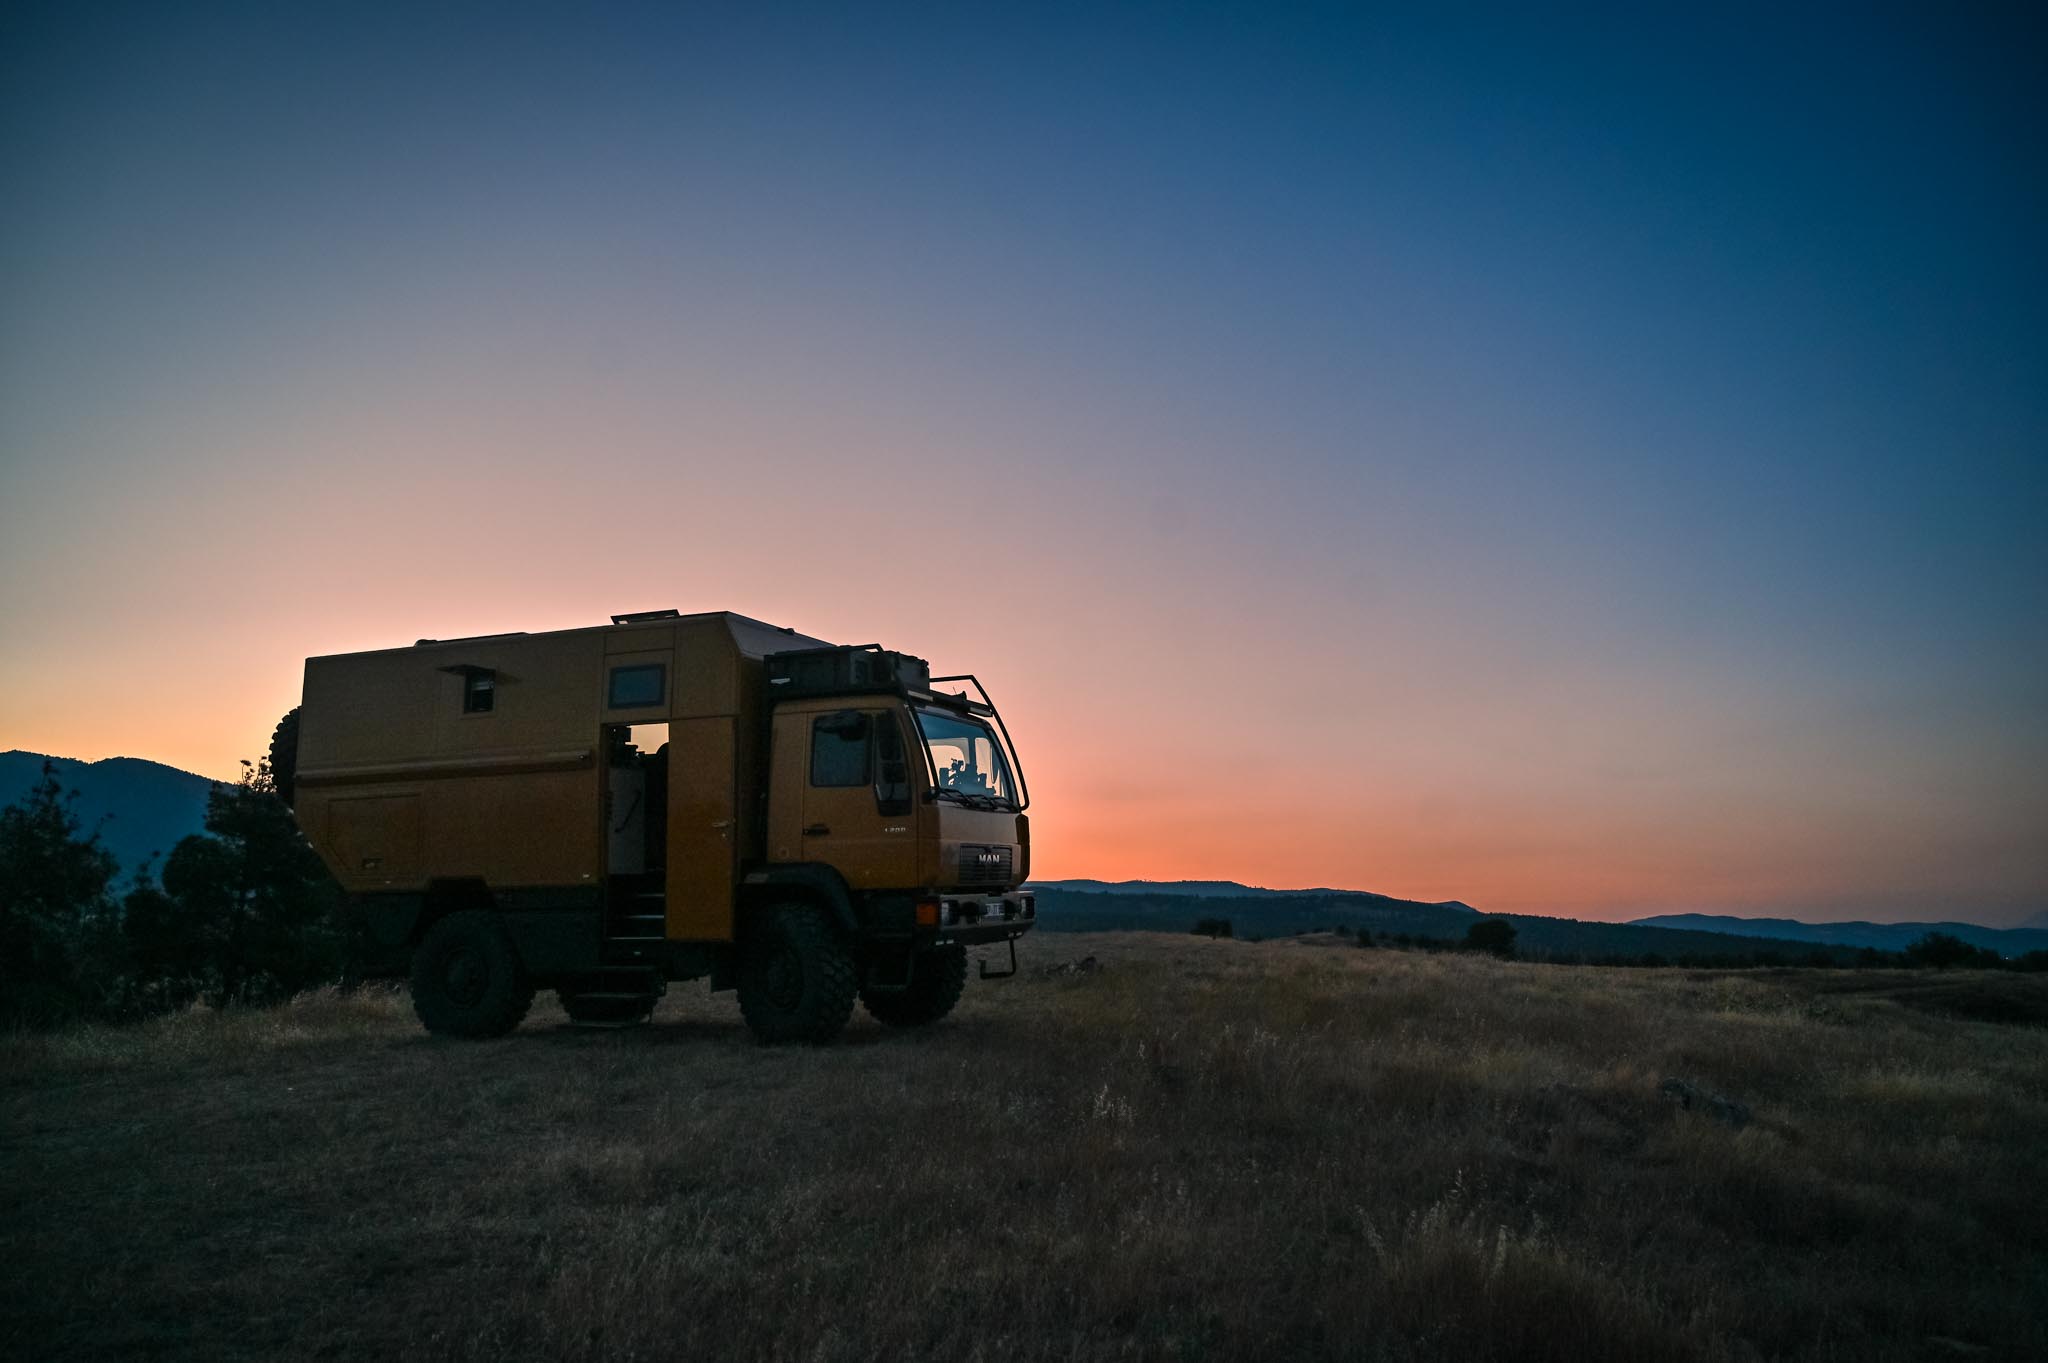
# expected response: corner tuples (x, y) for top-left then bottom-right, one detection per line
(411, 910), (534, 1037)
(861, 944), (968, 1027)
(737, 903), (857, 1043)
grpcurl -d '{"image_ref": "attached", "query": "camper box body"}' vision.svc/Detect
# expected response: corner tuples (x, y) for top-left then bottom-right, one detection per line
(290, 611), (1033, 1006)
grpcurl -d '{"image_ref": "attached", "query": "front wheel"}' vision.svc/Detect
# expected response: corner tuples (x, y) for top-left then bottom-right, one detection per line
(861, 944), (968, 1027)
(737, 903), (858, 1044)
(411, 910), (534, 1037)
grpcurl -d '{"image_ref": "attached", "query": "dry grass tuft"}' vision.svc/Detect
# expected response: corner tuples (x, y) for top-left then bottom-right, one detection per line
(4, 935), (2044, 1361)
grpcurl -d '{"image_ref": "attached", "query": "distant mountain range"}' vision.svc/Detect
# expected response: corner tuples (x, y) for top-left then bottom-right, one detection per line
(1036, 878), (1477, 911)
(5, 755), (2041, 959)
(1028, 879), (2048, 960)
(1, 751), (218, 875)
(1630, 913), (2048, 959)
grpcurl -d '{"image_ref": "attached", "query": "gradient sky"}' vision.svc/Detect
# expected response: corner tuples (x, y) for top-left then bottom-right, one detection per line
(3, 2), (2043, 925)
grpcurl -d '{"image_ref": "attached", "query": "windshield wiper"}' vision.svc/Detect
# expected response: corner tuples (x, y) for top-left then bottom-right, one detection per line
(929, 788), (1013, 812)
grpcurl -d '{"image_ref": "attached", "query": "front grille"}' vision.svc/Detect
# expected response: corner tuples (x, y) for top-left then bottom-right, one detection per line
(958, 844), (1014, 885)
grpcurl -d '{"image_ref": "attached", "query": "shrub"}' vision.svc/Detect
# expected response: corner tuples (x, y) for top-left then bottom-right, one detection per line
(1465, 919), (1518, 958)
(1904, 932), (2000, 970)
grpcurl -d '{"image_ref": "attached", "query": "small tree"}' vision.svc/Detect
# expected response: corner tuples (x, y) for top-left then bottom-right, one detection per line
(0, 762), (118, 1023)
(115, 879), (212, 1015)
(1192, 917), (1233, 940)
(119, 756), (349, 1011)
(1464, 919), (1517, 958)
(1903, 932), (1997, 970)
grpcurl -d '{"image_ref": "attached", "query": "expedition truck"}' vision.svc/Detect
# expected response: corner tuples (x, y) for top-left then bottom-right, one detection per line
(272, 609), (1034, 1043)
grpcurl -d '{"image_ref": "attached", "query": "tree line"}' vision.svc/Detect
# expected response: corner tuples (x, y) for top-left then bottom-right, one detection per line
(0, 757), (348, 1027)
(1195, 915), (2048, 971)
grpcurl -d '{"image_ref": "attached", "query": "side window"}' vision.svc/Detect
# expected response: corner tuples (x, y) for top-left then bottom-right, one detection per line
(608, 664), (665, 709)
(461, 670), (495, 714)
(810, 712), (871, 787)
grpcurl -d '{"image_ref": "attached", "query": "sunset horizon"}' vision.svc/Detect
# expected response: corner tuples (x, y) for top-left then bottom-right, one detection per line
(5, 5), (2043, 933)
(5, 589), (2040, 931)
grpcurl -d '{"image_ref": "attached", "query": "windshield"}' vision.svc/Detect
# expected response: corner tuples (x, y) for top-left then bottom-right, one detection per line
(915, 708), (1019, 806)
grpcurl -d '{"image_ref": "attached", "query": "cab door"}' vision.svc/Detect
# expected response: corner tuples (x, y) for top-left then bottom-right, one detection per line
(799, 708), (916, 888)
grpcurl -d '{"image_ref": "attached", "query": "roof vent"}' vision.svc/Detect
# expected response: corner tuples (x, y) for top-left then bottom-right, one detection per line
(611, 609), (681, 625)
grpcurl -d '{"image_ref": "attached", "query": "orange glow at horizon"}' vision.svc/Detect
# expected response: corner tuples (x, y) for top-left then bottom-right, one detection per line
(4, 419), (2040, 928)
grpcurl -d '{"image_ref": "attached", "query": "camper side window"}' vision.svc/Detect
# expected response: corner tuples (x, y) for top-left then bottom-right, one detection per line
(462, 672), (495, 714)
(608, 664), (665, 709)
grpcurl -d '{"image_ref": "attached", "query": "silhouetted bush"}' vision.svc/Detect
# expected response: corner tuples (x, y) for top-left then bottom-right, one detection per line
(0, 762), (118, 1025)
(1904, 932), (2001, 970)
(1464, 919), (1517, 958)
(0, 754), (347, 1026)
(1192, 917), (1233, 939)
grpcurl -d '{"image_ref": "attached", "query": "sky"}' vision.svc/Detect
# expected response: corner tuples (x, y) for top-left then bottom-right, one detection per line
(2, 2), (2043, 926)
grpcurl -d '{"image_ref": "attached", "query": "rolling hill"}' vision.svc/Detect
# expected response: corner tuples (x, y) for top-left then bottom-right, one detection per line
(1631, 912), (2048, 959)
(1031, 878), (1476, 910)
(1027, 880), (2047, 962)
(1, 751), (217, 874)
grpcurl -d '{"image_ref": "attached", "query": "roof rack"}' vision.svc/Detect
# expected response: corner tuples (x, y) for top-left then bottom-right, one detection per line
(766, 644), (930, 699)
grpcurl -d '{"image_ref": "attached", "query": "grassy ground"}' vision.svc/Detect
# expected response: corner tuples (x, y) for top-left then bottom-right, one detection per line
(4, 933), (2045, 1362)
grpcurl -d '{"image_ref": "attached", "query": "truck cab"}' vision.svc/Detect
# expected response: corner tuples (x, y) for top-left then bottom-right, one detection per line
(282, 612), (1035, 1043)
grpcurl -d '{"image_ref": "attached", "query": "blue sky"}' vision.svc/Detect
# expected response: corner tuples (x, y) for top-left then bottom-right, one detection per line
(3, 2), (2043, 922)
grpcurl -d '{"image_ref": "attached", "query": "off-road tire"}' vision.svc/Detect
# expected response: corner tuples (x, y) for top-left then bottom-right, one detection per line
(559, 991), (655, 1025)
(861, 944), (968, 1027)
(411, 910), (534, 1037)
(737, 903), (857, 1044)
(268, 707), (300, 807)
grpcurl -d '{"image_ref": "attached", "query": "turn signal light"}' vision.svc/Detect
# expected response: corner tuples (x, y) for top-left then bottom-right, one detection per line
(915, 898), (941, 928)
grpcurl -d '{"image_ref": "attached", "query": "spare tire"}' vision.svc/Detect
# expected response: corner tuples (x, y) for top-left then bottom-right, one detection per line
(268, 707), (300, 807)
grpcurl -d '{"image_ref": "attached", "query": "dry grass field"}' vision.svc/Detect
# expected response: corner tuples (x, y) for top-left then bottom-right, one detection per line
(4, 932), (2045, 1362)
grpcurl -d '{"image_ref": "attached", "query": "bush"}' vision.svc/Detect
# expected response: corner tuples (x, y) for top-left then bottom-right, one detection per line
(0, 752), (347, 1027)
(1192, 917), (1233, 940)
(1904, 932), (2000, 970)
(0, 762), (118, 1024)
(1464, 919), (1518, 958)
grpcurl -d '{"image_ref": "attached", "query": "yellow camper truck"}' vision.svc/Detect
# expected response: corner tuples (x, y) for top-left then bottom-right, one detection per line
(275, 609), (1034, 1042)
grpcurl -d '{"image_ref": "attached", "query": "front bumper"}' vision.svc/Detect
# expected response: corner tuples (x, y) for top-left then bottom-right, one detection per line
(925, 890), (1036, 947)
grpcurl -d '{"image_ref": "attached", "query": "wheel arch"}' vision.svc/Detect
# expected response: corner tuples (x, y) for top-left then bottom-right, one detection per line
(416, 877), (495, 941)
(740, 864), (858, 935)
